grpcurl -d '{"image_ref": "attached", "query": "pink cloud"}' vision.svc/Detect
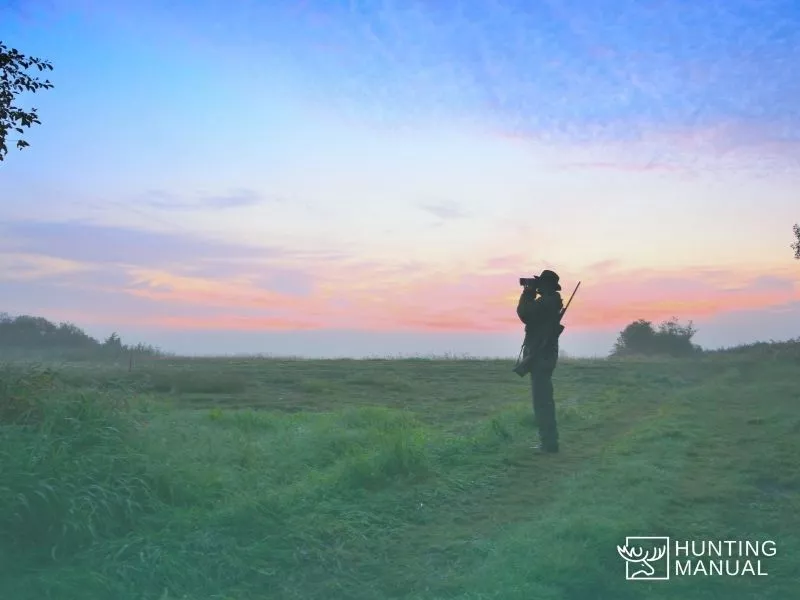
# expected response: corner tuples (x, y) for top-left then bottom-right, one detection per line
(79, 261), (797, 336)
(9, 237), (798, 337)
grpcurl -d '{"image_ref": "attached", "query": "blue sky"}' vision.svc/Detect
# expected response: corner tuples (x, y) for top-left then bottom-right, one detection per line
(1, 0), (799, 357)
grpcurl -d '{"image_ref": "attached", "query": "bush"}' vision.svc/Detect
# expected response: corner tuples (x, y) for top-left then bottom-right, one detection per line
(610, 317), (701, 358)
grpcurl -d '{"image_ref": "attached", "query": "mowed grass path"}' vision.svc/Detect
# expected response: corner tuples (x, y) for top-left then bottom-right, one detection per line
(1, 353), (798, 599)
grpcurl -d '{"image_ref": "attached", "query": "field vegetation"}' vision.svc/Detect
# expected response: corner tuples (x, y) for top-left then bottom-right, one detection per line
(0, 314), (798, 599)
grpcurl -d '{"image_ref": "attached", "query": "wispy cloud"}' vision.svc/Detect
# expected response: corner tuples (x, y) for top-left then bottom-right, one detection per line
(418, 200), (469, 221)
(0, 253), (92, 281)
(0, 220), (276, 266)
(137, 189), (276, 211)
(497, 119), (800, 177)
(554, 160), (688, 174)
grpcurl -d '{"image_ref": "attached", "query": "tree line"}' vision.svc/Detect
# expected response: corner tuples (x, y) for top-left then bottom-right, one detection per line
(0, 313), (162, 357)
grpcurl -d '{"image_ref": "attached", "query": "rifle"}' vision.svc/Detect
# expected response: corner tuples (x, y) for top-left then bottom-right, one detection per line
(513, 281), (581, 377)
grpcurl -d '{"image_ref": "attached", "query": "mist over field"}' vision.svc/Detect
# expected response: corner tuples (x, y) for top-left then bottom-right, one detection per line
(68, 315), (800, 359)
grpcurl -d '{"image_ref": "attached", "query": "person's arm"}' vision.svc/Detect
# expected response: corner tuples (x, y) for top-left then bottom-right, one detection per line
(517, 289), (542, 324)
(519, 293), (563, 325)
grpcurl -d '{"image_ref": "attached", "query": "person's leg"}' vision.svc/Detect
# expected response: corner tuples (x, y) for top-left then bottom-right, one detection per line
(532, 367), (558, 452)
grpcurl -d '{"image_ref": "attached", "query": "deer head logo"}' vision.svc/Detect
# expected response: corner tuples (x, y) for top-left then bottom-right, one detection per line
(617, 538), (670, 580)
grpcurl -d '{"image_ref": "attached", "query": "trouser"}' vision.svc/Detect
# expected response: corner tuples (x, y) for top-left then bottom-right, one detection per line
(530, 366), (558, 450)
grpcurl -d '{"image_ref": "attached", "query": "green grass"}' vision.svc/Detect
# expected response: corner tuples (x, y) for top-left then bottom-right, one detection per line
(0, 350), (798, 599)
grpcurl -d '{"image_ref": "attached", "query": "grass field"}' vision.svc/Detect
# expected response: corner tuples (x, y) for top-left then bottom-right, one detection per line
(1, 348), (798, 599)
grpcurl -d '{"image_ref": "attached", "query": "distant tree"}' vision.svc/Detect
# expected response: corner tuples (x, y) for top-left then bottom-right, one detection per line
(0, 40), (54, 161)
(103, 332), (122, 347)
(792, 224), (800, 260)
(611, 319), (657, 356)
(611, 317), (700, 358)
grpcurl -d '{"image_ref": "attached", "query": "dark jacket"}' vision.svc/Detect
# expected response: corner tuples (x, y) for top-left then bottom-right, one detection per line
(517, 288), (563, 370)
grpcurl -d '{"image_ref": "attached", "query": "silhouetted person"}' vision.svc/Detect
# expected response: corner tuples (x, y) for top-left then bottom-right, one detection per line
(516, 269), (564, 453)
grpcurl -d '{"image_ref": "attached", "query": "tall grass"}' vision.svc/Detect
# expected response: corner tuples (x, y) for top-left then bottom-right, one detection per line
(0, 362), (532, 595)
(0, 365), (161, 567)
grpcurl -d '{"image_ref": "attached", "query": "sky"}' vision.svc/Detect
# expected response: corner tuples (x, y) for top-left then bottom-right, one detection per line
(1, 0), (799, 358)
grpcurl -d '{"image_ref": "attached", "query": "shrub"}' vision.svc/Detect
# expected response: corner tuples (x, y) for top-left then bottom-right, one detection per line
(611, 317), (701, 358)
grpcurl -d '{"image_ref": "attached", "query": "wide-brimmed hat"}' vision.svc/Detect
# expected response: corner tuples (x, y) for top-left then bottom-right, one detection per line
(538, 269), (561, 291)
